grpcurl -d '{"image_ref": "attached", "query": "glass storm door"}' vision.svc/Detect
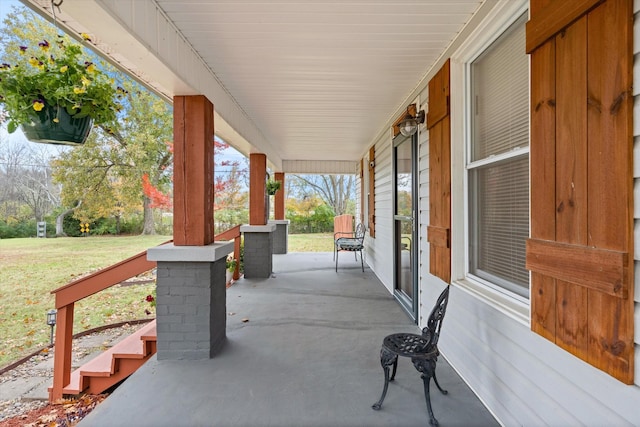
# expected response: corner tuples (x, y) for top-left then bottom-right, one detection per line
(394, 134), (418, 320)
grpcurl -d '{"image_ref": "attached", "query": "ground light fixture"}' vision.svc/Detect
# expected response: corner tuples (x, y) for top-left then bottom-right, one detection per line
(46, 309), (57, 345)
(398, 107), (426, 137)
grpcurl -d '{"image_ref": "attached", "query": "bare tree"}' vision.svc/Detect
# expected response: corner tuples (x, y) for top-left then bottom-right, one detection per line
(0, 140), (62, 223)
(289, 174), (356, 216)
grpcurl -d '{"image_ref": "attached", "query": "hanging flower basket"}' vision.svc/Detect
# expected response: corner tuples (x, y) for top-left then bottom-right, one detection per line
(0, 36), (122, 145)
(266, 179), (281, 196)
(20, 103), (93, 145)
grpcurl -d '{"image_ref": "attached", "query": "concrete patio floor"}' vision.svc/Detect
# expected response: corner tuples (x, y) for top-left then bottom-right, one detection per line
(79, 252), (499, 427)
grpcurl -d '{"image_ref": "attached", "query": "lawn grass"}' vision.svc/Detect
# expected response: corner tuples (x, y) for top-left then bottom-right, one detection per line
(0, 235), (170, 367)
(0, 233), (332, 367)
(288, 233), (334, 252)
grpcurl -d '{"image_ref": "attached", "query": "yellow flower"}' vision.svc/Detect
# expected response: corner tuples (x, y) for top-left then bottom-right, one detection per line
(59, 65), (68, 73)
(86, 63), (96, 73)
(73, 86), (86, 94)
(81, 76), (91, 86)
(28, 57), (39, 67)
(53, 118), (60, 123)
(32, 101), (45, 111)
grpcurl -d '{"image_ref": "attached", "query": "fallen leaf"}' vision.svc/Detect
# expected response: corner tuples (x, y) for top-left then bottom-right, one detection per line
(241, 318), (249, 323)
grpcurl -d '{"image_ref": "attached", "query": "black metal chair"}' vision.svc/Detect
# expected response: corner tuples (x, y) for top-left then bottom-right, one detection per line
(334, 222), (365, 272)
(372, 286), (450, 426)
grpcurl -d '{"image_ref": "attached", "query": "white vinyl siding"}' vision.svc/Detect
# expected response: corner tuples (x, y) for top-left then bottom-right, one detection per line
(281, 160), (358, 174)
(417, 93), (431, 325)
(364, 135), (394, 292)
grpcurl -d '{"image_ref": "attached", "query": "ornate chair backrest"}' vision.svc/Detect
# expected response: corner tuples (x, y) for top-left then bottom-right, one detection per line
(421, 286), (450, 349)
(354, 223), (365, 242)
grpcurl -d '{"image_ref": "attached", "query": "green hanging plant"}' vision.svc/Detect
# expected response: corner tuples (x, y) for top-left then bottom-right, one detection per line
(266, 179), (282, 196)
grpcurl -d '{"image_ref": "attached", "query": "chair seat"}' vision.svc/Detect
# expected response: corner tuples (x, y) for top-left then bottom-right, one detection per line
(336, 238), (363, 251)
(382, 332), (435, 358)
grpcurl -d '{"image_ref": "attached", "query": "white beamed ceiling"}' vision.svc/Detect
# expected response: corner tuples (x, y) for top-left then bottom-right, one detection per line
(22, 0), (489, 172)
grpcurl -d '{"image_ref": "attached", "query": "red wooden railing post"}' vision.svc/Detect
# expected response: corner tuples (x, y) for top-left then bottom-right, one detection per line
(50, 303), (74, 402)
(233, 235), (241, 281)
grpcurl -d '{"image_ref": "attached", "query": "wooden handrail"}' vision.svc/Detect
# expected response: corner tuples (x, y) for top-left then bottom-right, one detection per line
(216, 224), (242, 281)
(52, 248), (163, 308)
(49, 240), (171, 402)
(50, 226), (243, 402)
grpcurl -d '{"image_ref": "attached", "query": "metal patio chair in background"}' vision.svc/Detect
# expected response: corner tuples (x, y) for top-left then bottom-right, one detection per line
(334, 222), (365, 272)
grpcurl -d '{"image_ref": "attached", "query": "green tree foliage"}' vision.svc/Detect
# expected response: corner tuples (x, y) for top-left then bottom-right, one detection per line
(51, 83), (173, 234)
(285, 195), (334, 233)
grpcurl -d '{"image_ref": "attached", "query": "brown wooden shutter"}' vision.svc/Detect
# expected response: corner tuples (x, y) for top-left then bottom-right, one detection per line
(427, 60), (451, 283)
(526, 0), (634, 383)
(368, 146), (376, 237)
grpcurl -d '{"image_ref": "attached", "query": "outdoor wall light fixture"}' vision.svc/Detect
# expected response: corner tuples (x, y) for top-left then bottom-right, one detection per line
(398, 107), (426, 137)
(46, 309), (57, 345)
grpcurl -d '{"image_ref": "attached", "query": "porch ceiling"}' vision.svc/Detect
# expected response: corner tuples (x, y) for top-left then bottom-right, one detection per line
(21, 0), (489, 171)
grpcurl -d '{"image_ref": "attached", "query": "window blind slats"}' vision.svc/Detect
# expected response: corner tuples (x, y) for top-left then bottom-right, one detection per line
(469, 13), (530, 297)
(472, 15), (529, 161)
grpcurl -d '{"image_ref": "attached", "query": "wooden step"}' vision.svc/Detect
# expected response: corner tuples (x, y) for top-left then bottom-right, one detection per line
(61, 321), (157, 395)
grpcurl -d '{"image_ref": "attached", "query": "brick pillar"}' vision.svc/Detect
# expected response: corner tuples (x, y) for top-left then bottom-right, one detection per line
(249, 153), (267, 225)
(173, 95), (214, 245)
(148, 242), (233, 360)
(240, 226), (275, 277)
(269, 220), (289, 254)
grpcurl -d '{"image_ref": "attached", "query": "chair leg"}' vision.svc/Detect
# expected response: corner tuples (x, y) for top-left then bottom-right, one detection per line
(359, 249), (364, 272)
(412, 357), (439, 426)
(389, 358), (398, 381)
(411, 357), (438, 426)
(372, 348), (397, 410)
(421, 374), (439, 426)
(432, 368), (448, 395)
(335, 250), (339, 272)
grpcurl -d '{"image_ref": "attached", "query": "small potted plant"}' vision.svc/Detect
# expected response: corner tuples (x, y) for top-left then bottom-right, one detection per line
(226, 255), (238, 285)
(0, 35), (123, 145)
(266, 178), (281, 196)
(226, 256), (238, 272)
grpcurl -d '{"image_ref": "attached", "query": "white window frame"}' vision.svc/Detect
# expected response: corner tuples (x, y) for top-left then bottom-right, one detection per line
(449, 0), (530, 326)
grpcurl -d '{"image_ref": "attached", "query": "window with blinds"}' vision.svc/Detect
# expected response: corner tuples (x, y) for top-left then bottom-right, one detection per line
(468, 13), (530, 298)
